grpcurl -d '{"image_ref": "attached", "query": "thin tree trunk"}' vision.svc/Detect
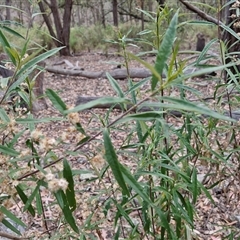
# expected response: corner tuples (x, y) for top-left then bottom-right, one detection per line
(5, 0), (11, 21)
(62, 0), (73, 55)
(38, 0), (73, 56)
(113, 0), (118, 26)
(141, 0), (144, 30)
(100, 0), (106, 28)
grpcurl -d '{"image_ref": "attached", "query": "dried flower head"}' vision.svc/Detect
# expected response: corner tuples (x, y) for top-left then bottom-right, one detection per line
(39, 137), (57, 151)
(91, 154), (105, 170)
(7, 119), (16, 133)
(45, 173), (55, 181)
(31, 129), (43, 141)
(67, 112), (80, 125)
(48, 179), (60, 192)
(58, 178), (68, 192)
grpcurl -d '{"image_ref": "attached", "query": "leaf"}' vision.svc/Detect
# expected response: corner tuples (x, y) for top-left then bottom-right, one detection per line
(5, 47), (20, 66)
(106, 72), (124, 97)
(113, 199), (136, 229)
(63, 159), (76, 211)
(115, 111), (165, 125)
(0, 206), (26, 227)
(0, 25), (25, 39)
(0, 30), (16, 64)
(15, 185), (35, 216)
(103, 129), (129, 196)
(45, 89), (67, 115)
(23, 184), (40, 212)
(119, 164), (172, 234)
(55, 190), (79, 233)
(0, 145), (19, 157)
(16, 116), (64, 124)
(140, 97), (235, 121)
(191, 168), (198, 204)
(17, 47), (63, 77)
(66, 97), (129, 113)
(0, 107), (10, 123)
(1, 218), (21, 236)
(152, 10), (179, 90)
(0, 29), (11, 49)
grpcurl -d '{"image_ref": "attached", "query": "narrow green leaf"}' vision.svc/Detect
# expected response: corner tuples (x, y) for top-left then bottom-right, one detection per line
(140, 97), (235, 121)
(126, 77), (150, 95)
(115, 111), (165, 125)
(106, 72), (124, 97)
(1, 218), (21, 236)
(54, 190), (64, 209)
(63, 159), (76, 211)
(45, 89), (67, 114)
(0, 145), (19, 157)
(15, 185), (35, 216)
(1, 25), (25, 39)
(119, 164), (172, 233)
(17, 47), (63, 77)
(23, 184), (40, 212)
(152, 10), (179, 90)
(103, 129), (129, 196)
(113, 199), (136, 229)
(66, 97), (129, 113)
(55, 190), (79, 233)
(0, 29), (11, 48)
(191, 168), (198, 204)
(0, 206), (26, 227)
(35, 190), (43, 215)
(0, 107), (10, 123)
(6, 47), (20, 65)
(16, 116), (64, 124)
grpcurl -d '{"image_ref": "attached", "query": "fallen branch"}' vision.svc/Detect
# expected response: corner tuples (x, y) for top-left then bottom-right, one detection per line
(45, 66), (152, 80)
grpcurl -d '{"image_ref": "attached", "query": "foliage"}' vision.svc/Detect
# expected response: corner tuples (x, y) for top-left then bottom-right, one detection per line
(0, 2), (240, 240)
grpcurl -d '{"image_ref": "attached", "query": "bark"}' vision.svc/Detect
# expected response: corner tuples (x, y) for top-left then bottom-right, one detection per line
(45, 66), (152, 79)
(45, 64), (214, 79)
(32, 62), (48, 113)
(38, 0), (73, 56)
(113, 0), (118, 26)
(100, 0), (106, 28)
(5, 0), (11, 21)
(140, 0), (144, 30)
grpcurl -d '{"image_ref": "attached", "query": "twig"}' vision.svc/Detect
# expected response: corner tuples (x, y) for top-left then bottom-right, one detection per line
(0, 231), (29, 240)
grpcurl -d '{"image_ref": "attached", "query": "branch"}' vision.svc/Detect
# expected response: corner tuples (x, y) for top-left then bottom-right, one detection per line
(45, 66), (152, 79)
(178, 0), (224, 26)
(0, 231), (28, 240)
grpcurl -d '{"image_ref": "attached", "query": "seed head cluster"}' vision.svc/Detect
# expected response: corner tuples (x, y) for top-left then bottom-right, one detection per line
(45, 172), (68, 192)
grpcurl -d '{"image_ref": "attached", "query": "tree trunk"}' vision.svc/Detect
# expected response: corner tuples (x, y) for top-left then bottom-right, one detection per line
(113, 0), (118, 26)
(100, 0), (106, 28)
(141, 0), (144, 30)
(221, 0), (240, 81)
(32, 62), (48, 113)
(38, 0), (73, 56)
(5, 0), (11, 21)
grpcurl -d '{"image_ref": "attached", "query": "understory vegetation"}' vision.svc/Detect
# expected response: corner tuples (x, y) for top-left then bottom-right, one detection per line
(0, 4), (240, 240)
